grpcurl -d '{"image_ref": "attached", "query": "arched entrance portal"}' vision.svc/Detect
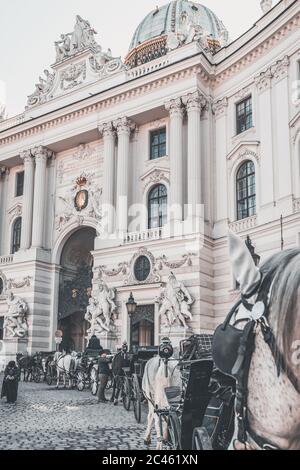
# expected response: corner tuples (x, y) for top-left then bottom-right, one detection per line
(58, 227), (96, 352)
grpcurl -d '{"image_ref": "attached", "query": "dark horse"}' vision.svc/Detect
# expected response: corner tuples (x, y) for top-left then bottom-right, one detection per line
(16, 352), (43, 382)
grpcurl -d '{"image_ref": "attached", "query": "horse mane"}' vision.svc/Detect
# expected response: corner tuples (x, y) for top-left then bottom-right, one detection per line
(260, 248), (300, 375)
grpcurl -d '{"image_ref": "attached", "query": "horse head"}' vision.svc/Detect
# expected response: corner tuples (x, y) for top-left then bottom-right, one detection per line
(223, 230), (300, 450)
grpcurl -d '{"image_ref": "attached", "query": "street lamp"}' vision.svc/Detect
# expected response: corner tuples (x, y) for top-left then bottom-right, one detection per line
(126, 292), (137, 350)
(126, 292), (137, 317)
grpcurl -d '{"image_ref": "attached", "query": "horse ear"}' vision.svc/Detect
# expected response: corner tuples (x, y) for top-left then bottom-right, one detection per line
(228, 230), (261, 295)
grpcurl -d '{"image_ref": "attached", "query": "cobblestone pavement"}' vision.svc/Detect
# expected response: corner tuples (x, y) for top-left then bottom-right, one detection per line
(0, 376), (155, 450)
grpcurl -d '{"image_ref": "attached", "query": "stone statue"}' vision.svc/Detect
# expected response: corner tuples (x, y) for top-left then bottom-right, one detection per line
(156, 272), (194, 329)
(72, 15), (97, 51)
(84, 280), (117, 337)
(0, 105), (6, 122)
(167, 10), (213, 52)
(27, 69), (55, 107)
(89, 45), (124, 76)
(54, 16), (97, 63)
(55, 34), (72, 61)
(4, 292), (28, 338)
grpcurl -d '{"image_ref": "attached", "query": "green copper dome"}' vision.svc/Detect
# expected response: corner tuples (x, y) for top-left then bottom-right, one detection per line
(129, 0), (226, 51)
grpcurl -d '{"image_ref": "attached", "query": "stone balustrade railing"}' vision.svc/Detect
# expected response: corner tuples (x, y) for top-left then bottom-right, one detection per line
(229, 215), (258, 233)
(0, 255), (14, 265)
(126, 58), (169, 80)
(0, 113), (26, 132)
(293, 198), (300, 213)
(123, 227), (164, 245)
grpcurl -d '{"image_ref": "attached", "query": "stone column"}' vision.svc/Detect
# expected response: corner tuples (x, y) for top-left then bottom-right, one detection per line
(31, 146), (52, 249)
(114, 117), (134, 234)
(255, 67), (274, 221)
(20, 151), (35, 250)
(272, 56), (292, 213)
(165, 98), (184, 223)
(183, 91), (205, 219)
(0, 167), (8, 253)
(212, 98), (229, 237)
(98, 122), (116, 235)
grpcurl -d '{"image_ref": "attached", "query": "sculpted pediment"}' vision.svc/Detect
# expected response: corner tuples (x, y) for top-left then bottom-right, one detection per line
(26, 16), (126, 110)
(140, 166), (170, 192)
(226, 141), (260, 171)
(7, 203), (22, 223)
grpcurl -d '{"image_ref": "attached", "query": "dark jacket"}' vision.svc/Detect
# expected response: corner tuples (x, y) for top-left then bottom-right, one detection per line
(98, 357), (110, 375)
(1, 365), (20, 403)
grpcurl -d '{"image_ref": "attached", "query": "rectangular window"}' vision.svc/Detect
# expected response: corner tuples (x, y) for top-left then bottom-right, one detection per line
(150, 128), (166, 160)
(16, 171), (24, 197)
(236, 97), (253, 135)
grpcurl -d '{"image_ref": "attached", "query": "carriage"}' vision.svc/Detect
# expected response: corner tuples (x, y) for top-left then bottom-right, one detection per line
(111, 345), (159, 423)
(17, 351), (51, 383)
(155, 335), (236, 450)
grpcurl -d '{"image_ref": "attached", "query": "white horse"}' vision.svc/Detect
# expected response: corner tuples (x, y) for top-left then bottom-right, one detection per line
(142, 356), (181, 450)
(227, 231), (300, 450)
(54, 352), (74, 389)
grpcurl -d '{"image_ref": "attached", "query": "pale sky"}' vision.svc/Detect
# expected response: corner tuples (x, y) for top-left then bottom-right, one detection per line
(0, 0), (280, 118)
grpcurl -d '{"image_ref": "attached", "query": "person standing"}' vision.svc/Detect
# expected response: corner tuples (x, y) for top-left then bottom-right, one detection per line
(97, 350), (110, 403)
(1, 361), (20, 404)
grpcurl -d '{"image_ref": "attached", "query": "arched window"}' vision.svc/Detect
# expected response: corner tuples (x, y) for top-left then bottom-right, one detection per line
(236, 161), (256, 221)
(148, 184), (168, 229)
(12, 217), (22, 254)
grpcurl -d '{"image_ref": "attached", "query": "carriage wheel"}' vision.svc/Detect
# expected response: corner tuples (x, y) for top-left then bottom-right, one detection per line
(132, 375), (142, 423)
(46, 366), (53, 386)
(122, 376), (131, 411)
(192, 427), (213, 451)
(167, 412), (182, 450)
(90, 367), (98, 396)
(33, 367), (42, 383)
(77, 372), (85, 392)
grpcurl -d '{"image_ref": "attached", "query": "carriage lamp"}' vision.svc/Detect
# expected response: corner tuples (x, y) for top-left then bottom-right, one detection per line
(126, 292), (137, 317)
(159, 337), (173, 361)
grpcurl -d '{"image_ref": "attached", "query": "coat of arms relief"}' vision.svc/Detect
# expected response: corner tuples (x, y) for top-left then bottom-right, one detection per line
(55, 172), (102, 233)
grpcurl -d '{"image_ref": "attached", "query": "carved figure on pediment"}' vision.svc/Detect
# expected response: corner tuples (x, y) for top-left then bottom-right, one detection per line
(72, 15), (97, 51)
(89, 187), (102, 219)
(27, 69), (55, 107)
(55, 34), (72, 61)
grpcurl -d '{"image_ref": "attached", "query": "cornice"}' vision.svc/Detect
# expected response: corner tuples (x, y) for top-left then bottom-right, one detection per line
(0, 7), (299, 149)
(213, 11), (299, 86)
(0, 63), (209, 147)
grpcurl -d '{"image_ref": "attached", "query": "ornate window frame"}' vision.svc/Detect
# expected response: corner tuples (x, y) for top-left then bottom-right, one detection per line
(147, 184), (168, 230)
(10, 216), (22, 255)
(124, 247), (161, 286)
(227, 143), (260, 223)
(140, 167), (170, 231)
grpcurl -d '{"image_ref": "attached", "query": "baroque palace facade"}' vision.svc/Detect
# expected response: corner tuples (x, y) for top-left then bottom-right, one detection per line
(0, 0), (300, 360)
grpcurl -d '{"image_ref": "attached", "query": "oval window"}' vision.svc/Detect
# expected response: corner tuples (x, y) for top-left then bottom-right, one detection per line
(134, 256), (151, 282)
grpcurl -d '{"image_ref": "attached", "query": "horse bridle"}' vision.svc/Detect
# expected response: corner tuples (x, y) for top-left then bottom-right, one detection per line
(213, 269), (300, 450)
